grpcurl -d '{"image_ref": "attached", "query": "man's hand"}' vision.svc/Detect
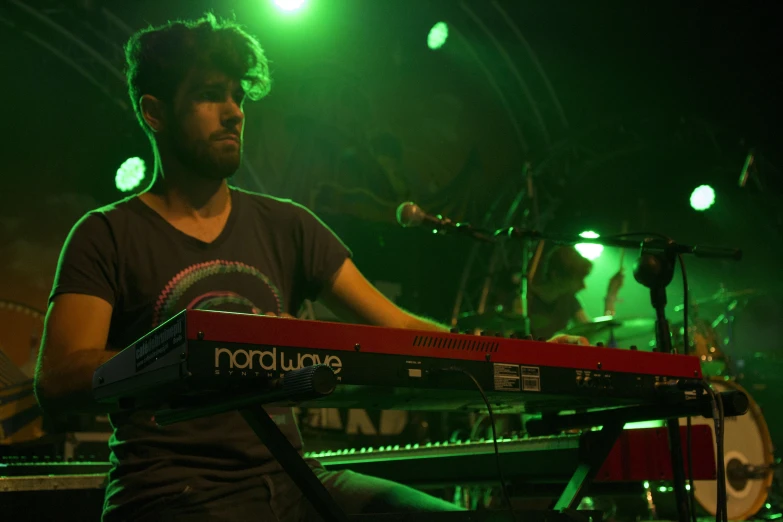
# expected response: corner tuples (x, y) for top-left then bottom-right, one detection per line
(547, 334), (590, 346)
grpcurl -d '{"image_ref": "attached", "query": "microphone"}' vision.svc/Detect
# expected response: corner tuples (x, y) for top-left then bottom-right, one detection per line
(395, 201), (446, 228)
(395, 201), (494, 242)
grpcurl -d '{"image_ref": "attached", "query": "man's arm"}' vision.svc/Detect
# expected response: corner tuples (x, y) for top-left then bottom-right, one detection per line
(318, 259), (449, 332)
(319, 259), (587, 345)
(604, 269), (624, 315)
(34, 294), (116, 416)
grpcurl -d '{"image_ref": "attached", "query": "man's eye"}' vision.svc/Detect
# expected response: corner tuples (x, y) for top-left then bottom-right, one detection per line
(200, 91), (220, 101)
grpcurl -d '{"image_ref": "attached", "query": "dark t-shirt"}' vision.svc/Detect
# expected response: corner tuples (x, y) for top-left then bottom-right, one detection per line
(527, 288), (582, 340)
(50, 188), (350, 520)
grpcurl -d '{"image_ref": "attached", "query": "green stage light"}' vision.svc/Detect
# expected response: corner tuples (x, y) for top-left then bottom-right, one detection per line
(575, 230), (604, 261)
(427, 22), (448, 50)
(116, 157), (146, 192)
(690, 185), (715, 211)
(274, 0), (306, 13)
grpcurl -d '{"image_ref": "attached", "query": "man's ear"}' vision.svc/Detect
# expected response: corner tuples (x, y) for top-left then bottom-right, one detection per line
(140, 95), (166, 133)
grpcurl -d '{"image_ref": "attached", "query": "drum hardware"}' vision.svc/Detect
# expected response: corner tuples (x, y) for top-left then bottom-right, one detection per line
(727, 461), (779, 481)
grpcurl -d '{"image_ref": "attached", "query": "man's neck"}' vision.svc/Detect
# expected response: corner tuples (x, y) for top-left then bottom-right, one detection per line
(140, 147), (230, 219)
(144, 176), (230, 219)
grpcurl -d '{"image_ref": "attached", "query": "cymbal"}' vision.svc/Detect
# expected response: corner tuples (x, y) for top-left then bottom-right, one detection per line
(563, 316), (621, 337)
(612, 317), (656, 340)
(674, 288), (758, 312)
(457, 310), (528, 331)
(565, 316), (656, 342)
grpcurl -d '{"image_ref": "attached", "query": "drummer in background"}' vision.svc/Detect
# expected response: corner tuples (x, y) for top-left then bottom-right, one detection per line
(513, 245), (624, 340)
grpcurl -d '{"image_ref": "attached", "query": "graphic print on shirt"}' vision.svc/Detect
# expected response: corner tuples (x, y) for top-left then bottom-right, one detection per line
(152, 260), (283, 326)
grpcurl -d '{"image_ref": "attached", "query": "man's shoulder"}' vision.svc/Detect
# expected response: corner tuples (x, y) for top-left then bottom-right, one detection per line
(84, 194), (139, 217)
(69, 195), (145, 236)
(232, 187), (311, 219)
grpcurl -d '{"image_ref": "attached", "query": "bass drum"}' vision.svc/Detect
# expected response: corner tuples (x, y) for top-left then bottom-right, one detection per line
(679, 379), (775, 520)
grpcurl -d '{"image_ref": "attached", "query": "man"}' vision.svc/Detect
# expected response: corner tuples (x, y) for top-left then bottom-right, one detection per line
(35, 15), (583, 521)
(526, 245), (624, 340)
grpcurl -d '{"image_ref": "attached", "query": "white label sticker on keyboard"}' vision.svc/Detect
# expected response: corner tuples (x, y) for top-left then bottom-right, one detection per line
(493, 363), (521, 391)
(521, 366), (541, 392)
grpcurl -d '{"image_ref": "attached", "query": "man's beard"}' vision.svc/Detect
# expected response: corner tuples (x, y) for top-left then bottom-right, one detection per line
(171, 128), (242, 181)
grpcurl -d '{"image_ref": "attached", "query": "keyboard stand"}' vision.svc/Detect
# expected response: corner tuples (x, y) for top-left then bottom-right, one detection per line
(240, 403), (348, 522)
(156, 365), (350, 522)
(528, 389), (748, 512)
(553, 420), (625, 511)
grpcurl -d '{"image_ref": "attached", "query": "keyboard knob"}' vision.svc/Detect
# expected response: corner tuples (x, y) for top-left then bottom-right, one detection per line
(630, 345), (638, 351)
(596, 342), (604, 347)
(450, 327), (460, 334)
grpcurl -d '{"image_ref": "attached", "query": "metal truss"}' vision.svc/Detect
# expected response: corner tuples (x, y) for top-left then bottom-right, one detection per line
(1, 0), (133, 112)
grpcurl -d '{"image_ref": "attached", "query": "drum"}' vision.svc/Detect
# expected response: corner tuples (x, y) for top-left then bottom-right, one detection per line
(0, 300), (46, 445)
(678, 379), (775, 520)
(734, 353), (783, 462)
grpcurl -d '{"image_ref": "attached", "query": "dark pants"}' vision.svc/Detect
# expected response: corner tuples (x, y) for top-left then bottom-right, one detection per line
(136, 468), (463, 521)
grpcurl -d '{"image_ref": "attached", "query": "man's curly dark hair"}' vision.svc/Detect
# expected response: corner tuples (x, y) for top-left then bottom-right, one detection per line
(543, 245), (593, 282)
(124, 13), (271, 138)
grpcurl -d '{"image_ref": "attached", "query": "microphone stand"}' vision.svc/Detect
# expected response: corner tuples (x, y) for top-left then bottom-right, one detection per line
(423, 216), (496, 244)
(517, 163), (540, 339)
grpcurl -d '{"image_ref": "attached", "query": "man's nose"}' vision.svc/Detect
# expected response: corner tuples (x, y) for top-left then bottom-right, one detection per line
(223, 101), (244, 128)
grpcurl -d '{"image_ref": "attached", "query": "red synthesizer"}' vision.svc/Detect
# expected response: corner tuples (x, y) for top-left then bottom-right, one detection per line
(93, 310), (703, 412)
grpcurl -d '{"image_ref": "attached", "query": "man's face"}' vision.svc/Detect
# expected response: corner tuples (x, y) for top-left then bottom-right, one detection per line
(555, 273), (586, 296)
(166, 69), (246, 180)
(566, 276), (587, 295)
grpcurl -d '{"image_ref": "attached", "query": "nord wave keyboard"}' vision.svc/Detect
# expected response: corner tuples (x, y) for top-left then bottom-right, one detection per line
(304, 426), (716, 488)
(93, 310), (702, 412)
